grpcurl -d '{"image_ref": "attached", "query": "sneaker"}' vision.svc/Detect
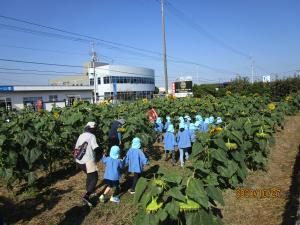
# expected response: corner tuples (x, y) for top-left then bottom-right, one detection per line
(99, 194), (106, 203)
(110, 196), (120, 203)
(129, 189), (135, 195)
(82, 196), (93, 207)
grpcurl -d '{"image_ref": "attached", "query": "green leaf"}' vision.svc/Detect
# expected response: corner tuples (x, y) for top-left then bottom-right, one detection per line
(166, 187), (186, 202)
(191, 142), (204, 158)
(205, 185), (224, 206)
(244, 121), (252, 136)
(165, 201), (180, 220)
(27, 172), (37, 185)
(211, 149), (228, 164)
(22, 148), (42, 167)
(186, 179), (209, 209)
(157, 208), (168, 222)
(134, 177), (148, 203)
(162, 173), (182, 184)
(214, 138), (227, 151)
(230, 151), (242, 162)
(185, 212), (201, 225)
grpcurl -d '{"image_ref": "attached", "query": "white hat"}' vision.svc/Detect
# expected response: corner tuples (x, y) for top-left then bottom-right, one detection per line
(86, 121), (96, 128)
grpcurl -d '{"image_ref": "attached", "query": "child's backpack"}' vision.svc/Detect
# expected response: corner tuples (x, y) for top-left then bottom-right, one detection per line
(73, 141), (89, 160)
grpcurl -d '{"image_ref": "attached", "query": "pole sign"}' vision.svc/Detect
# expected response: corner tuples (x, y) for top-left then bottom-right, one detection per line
(174, 81), (193, 93)
(113, 81), (117, 97)
(0, 86), (14, 92)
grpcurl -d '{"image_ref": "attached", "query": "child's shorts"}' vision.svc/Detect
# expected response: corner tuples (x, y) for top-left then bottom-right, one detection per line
(104, 179), (119, 188)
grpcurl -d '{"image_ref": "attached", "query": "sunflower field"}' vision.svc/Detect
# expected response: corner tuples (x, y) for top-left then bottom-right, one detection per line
(1, 92), (300, 225)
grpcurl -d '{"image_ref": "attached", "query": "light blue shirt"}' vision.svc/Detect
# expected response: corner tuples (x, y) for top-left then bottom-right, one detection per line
(125, 148), (149, 173)
(102, 156), (124, 181)
(164, 132), (176, 151)
(176, 129), (191, 149)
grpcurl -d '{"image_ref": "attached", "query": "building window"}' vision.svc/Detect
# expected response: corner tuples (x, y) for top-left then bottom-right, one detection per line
(49, 95), (58, 102)
(97, 77), (101, 84)
(90, 78), (94, 86)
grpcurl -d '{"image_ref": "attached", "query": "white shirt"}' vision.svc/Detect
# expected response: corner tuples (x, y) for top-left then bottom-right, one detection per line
(75, 132), (99, 173)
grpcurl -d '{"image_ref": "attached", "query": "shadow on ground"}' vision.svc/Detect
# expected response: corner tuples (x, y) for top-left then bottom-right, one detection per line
(0, 187), (73, 224)
(281, 145), (300, 225)
(57, 205), (91, 225)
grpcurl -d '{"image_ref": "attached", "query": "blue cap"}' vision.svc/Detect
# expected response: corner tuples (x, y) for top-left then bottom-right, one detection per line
(216, 117), (222, 124)
(179, 122), (185, 129)
(166, 116), (171, 122)
(132, 137), (141, 149)
(178, 116), (184, 122)
(110, 146), (120, 159)
(156, 117), (162, 124)
(167, 124), (174, 133)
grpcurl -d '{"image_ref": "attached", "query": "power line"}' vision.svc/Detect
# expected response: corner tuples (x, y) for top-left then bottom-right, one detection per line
(162, 0), (250, 58)
(0, 58), (157, 77)
(0, 14), (238, 75)
(0, 67), (82, 74)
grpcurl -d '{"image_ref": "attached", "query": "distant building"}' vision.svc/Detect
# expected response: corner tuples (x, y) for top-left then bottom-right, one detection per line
(0, 85), (93, 111)
(88, 64), (155, 101)
(49, 61), (108, 86)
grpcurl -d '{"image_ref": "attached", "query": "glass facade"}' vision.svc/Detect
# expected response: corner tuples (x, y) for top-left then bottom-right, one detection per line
(103, 76), (154, 84)
(104, 91), (154, 101)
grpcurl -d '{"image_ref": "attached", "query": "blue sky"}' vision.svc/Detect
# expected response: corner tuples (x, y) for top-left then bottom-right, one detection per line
(0, 0), (299, 87)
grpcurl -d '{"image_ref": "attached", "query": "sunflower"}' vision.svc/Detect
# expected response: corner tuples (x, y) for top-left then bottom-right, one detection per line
(143, 98), (148, 104)
(209, 127), (222, 136)
(285, 96), (292, 102)
(226, 91), (232, 96)
(146, 197), (163, 213)
(268, 103), (276, 111)
(53, 112), (60, 120)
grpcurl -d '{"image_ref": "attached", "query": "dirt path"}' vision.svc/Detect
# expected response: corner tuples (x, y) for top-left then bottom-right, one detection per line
(221, 115), (300, 225)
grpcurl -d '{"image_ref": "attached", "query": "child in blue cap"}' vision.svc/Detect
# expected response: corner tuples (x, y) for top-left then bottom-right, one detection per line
(124, 137), (149, 194)
(176, 122), (191, 167)
(99, 145), (124, 203)
(164, 115), (172, 131)
(154, 117), (164, 142)
(164, 124), (176, 165)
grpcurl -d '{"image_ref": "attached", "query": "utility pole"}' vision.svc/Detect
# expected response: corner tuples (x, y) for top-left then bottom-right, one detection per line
(161, 0), (168, 95)
(91, 42), (97, 103)
(250, 56), (254, 84)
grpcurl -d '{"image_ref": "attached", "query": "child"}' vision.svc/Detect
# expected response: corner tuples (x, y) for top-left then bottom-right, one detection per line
(164, 116), (171, 131)
(124, 137), (149, 194)
(176, 123), (191, 167)
(99, 145), (124, 203)
(164, 124), (176, 164)
(184, 115), (191, 129)
(154, 117), (164, 142)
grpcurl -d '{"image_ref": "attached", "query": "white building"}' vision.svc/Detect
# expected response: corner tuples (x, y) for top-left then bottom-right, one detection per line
(0, 85), (93, 111)
(88, 64), (155, 101)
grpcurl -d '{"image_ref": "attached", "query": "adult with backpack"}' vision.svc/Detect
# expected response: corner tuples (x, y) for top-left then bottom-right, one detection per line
(74, 121), (102, 207)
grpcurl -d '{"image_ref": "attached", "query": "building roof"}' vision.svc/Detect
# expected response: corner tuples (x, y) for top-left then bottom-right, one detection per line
(0, 85), (93, 92)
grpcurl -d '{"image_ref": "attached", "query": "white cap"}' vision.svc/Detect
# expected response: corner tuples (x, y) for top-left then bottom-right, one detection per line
(85, 121), (96, 128)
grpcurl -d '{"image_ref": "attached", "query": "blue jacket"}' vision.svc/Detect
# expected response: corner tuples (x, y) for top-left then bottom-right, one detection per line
(164, 121), (171, 131)
(125, 148), (149, 173)
(154, 122), (163, 133)
(102, 156), (124, 181)
(164, 132), (176, 151)
(176, 129), (191, 149)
